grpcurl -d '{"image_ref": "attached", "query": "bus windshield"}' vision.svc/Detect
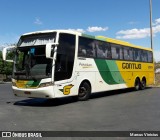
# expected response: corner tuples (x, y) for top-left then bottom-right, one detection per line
(14, 46), (53, 80)
(13, 33), (56, 80)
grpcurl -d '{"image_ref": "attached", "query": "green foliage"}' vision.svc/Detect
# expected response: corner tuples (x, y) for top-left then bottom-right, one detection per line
(0, 51), (13, 75)
(0, 51), (4, 73)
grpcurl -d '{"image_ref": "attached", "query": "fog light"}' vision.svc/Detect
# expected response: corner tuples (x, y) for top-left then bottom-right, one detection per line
(12, 82), (16, 87)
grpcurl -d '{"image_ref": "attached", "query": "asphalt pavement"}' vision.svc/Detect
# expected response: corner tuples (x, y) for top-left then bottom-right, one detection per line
(0, 83), (160, 139)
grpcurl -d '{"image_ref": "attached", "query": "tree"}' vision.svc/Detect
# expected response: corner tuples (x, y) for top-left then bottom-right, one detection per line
(0, 51), (5, 74)
(0, 50), (13, 75)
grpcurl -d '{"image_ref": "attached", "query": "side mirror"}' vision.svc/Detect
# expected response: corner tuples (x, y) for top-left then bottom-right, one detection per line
(46, 43), (57, 59)
(2, 46), (16, 63)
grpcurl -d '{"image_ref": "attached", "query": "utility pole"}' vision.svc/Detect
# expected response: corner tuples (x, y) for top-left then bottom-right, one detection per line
(150, 0), (153, 50)
(150, 0), (156, 85)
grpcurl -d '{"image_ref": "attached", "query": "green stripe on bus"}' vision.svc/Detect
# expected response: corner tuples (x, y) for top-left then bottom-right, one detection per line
(82, 34), (96, 39)
(95, 59), (125, 85)
(26, 80), (40, 87)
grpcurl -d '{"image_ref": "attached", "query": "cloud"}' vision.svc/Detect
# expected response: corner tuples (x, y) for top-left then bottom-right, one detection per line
(68, 28), (85, 33)
(68, 26), (108, 33)
(116, 28), (150, 39)
(87, 26), (108, 32)
(128, 21), (139, 25)
(154, 50), (160, 62)
(153, 18), (160, 26)
(116, 18), (160, 39)
(34, 18), (43, 25)
(153, 25), (160, 33)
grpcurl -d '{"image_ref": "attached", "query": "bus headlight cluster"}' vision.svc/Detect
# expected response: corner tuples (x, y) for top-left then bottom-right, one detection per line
(39, 82), (53, 88)
(12, 81), (17, 87)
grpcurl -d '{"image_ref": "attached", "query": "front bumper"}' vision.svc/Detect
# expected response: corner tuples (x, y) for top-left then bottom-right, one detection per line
(12, 86), (55, 98)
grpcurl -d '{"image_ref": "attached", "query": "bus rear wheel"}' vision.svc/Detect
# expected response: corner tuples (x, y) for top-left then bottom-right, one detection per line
(134, 78), (140, 91)
(78, 82), (91, 101)
(140, 78), (146, 90)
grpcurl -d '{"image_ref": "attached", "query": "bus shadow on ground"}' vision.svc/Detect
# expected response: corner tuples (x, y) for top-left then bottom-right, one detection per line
(13, 87), (152, 107)
(91, 88), (135, 99)
(13, 97), (77, 107)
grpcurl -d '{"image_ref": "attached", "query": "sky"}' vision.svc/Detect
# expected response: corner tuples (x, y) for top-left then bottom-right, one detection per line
(0, 0), (160, 61)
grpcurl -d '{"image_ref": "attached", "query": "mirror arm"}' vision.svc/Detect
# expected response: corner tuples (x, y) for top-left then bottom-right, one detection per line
(46, 43), (58, 59)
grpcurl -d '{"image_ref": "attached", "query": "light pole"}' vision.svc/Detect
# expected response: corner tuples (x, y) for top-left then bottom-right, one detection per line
(149, 0), (156, 84)
(149, 0), (153, 50)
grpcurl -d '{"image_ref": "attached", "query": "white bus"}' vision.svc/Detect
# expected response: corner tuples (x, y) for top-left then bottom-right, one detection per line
(2, 30), (154, 100)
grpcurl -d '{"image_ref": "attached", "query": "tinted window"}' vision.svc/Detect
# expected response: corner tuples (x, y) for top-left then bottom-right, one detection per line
(78, 37), (112, 59)
(55, 33), (75, 81)
(141, 50), (148, 62)
(111, 44), (123, 60)
(78, 37), (96, 58)
(96, 41), (111, 59)
(124, 47), (133, 61)
(78, 37), (153, 63)
(148, 51), (153, 62)
(133, 49), (141, 61)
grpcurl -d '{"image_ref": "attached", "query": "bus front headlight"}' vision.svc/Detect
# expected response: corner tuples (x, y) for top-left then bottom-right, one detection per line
(39, 82), (53, 88)
(12, 81), (17, 87)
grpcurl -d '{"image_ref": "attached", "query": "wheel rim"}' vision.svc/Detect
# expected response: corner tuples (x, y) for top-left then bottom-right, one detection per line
(78, 82), (91, 101)
(79, 87), (87, 97)
(141, 80), (146, 89)
(135, 79), (140, 90)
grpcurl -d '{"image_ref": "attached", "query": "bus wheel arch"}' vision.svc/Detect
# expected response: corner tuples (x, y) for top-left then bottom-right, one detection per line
(78, 80), (91, 101)
(134, 77), (140, 91)
(140, 77), (146, 90)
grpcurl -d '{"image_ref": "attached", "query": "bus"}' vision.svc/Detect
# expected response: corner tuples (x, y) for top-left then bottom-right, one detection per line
(2, 30), (154, 101)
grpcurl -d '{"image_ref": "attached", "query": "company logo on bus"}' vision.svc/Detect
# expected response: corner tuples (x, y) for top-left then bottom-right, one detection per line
(122, 63), (141, 69)
(59, 84), (74, 95)
(79, 63), (93, 68)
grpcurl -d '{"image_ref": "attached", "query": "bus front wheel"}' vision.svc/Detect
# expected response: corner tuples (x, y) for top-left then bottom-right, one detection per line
(78, 82), (91, 101)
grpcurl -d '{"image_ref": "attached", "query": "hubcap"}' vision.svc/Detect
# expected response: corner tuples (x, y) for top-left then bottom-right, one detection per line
(79, 87), (87, 97)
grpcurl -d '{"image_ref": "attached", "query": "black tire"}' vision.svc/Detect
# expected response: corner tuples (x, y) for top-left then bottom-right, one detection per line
(140, 79), (146, 90)
(78, 82), (91, 101)
(134, 78), (140, 91)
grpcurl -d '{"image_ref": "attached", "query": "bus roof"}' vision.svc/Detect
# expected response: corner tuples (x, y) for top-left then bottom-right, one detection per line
(22, 30), (81, 36)
(21, 30), (152, 51)
(96, 36), (152, 51)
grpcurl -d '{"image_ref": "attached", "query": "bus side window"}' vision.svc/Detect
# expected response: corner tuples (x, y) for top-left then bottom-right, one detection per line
(134, 49), (140, 61)
(78, 37), (95, 58)
(111, 45), (118, 59)
(79, 46), (87, 57)
(123, 47), (133, 61)
(86, 43), (94, 57)
(124, 48), (130, 60)
(142, 50), (148, 62)
(111, 43), (123, 60)
(98, 42), (111, 59)
(106, 47), (112, 59)
(148, 51), (153, 62)
(97, 45), (105, 58)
